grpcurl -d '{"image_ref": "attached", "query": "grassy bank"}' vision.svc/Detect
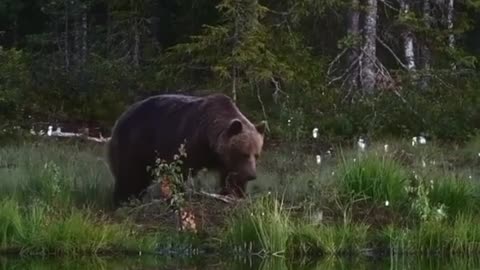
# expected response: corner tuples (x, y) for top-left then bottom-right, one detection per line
(0, 135), (479, 258)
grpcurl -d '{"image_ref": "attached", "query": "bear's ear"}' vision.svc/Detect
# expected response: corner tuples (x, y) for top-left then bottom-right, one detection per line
(227, 119), (243, 137)
(255, 121), (267, 135)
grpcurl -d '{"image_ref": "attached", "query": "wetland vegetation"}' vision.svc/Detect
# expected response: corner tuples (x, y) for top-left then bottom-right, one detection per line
(0, 134), (478, 261)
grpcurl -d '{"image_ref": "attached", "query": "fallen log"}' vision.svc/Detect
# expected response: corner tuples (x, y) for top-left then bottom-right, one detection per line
(30, 125), (111, 143)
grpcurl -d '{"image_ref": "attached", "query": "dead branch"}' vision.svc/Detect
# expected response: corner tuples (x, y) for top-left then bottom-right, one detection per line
(270, 76), (287, 103)
(327, 54), (361, 87)
(30, 127), (110, 143)
(376, 36), (408, 70)
(327, 47), (349, 76)
(254, 82), (270, 133)
(196, 191), (239, 204)
(362, 48), (428, 126)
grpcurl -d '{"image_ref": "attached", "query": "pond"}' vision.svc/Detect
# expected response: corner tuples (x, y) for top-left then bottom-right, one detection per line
(2, 255), (479, 270)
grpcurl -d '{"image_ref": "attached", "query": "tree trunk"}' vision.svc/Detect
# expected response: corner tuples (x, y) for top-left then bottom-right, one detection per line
(420, 0), (432, 89)
(74, 12), (80, 66)
(347, 0), (360, 90)
(231, 3), (240, 103)
(64, 0), (70, 72)
(133, 19), (140, 68)
(447, 0), (456, 70)
(400, 0), (416, 71)
(81, 5), (87, 65)
(361, 0), (378, 94)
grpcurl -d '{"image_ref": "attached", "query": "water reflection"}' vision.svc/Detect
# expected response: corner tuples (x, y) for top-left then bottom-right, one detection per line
(1, 255), (480, 270)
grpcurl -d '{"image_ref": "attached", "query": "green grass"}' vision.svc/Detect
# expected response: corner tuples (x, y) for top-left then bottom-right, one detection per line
(427, 174), (480, 217)
(0, 137), (479, 258)
(337, 150), (411, 209)
(223, 194), (292, 256)
(0, 141), (113, 209)
(0, 197), (157, 256)
(384, 214), (480, 255)
(289, 222), (369, 256)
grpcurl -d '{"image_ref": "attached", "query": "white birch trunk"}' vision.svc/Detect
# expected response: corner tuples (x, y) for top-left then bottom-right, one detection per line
(400, 0), (416, 71)
(422, 0), (431, 71)
(347, 0), (360, 89)
(420, 0), (432, 89)
(361, 0), (378, 94)
(447, 0), (456, 70)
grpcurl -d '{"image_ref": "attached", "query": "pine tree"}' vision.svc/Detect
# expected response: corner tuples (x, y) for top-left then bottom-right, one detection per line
(159, 0), (291, 102)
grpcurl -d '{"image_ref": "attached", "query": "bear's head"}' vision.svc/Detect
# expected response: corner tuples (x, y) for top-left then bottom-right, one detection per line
(219, 119), (266, 196)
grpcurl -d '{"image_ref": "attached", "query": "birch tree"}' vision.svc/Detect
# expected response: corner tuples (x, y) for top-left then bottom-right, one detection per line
(447, 0), (456, 70)
(420, 0), (432, 89)
(361, 0), (378, 94)
(347, 0), (361, 90)
(399, 0), (416, 71)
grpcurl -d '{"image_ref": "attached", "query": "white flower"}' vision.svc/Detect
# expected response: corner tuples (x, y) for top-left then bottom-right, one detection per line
(47, 126), (53, 136)
(331, 171), (335, 176)
(353, 158), (357, 163)
(418, 136), (427, 144)
(385, 200), (389, 206)
(422, 159), (426, 168)
(312, 128), (319, 139)
(384, 144), (389, 152)
(316, 155), (322, 165)
(412, 137), (417, 146)
(357, 138), (366, 151)
(469, 175), (472, 180)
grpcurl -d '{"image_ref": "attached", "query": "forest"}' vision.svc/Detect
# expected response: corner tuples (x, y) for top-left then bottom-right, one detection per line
(0, 0), (479, 142)
(1, 0), (480, 268)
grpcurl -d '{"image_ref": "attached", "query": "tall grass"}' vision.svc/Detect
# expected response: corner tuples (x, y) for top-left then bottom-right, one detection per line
(223, 194), (370, 257)
(338, 151), (410, 209)
(223, 194), (292, 256)
(1, 139), (480, 258)
(427, 174), (479, 217)
(384, 214), (480, 255)
(0, 198), (157, 255)
(288, 222), (369, 256)
(0, 142), (113, 208)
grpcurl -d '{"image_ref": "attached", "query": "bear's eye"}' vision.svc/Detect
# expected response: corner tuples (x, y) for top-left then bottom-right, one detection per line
(254, 154), (260, 160)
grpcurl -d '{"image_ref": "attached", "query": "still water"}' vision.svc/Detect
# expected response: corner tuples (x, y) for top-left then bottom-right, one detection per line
(2, 255), (480, 270)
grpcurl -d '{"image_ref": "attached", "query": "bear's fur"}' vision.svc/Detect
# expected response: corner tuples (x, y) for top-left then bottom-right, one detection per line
(106, 93), (266, 207)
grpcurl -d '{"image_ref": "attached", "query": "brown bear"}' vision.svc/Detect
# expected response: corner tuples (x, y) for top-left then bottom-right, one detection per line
(106, 93), (266, 207)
